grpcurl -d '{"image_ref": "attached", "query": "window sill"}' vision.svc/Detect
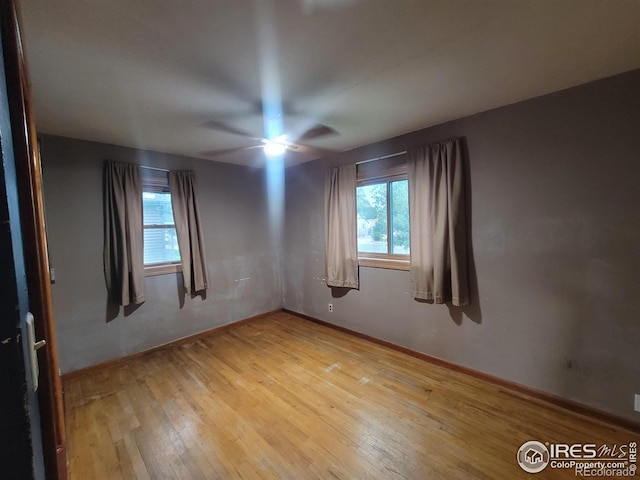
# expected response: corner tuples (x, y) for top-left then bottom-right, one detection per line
(144, 262), (182, 277)
(358, 256), (410, 271)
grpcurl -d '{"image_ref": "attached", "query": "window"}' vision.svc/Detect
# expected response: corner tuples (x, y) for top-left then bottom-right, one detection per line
(141, 168), (182, 276)
(356, 155), (410, 270)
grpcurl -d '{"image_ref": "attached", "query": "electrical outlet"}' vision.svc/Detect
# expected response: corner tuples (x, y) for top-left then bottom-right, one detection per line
(328, 303), (333, 313)
(635, 394), (640, 412)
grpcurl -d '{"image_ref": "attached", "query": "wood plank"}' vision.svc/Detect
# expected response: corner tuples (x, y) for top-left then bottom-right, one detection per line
(63, 311), (639, 479)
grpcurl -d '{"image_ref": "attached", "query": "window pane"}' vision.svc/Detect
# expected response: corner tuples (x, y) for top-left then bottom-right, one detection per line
(390, 180), (410, 255)
(142, 191), (180, 265)
(143, 192), (175, 225)
(356, 183), (388, 254)
(143, 227), (181, 264)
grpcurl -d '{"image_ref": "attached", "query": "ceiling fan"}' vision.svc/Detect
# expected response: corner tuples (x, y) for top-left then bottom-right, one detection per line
(201, 119), (337, 158)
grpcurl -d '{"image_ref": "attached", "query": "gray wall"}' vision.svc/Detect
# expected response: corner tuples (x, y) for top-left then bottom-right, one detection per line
(41, 135), (282, 373)
(283, 69), (640, 422)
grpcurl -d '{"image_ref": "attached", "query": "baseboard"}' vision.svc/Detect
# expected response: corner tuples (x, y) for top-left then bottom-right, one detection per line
(282, 308), (640, 434)
(60, 309), (281, 382)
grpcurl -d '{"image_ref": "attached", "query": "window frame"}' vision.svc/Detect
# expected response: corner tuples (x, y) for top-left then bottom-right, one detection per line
(141, 169), (182, 277)
(356, 159), (410, 271)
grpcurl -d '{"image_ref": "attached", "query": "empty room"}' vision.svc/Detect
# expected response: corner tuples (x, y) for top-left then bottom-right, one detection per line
(1, 0), (639, 478)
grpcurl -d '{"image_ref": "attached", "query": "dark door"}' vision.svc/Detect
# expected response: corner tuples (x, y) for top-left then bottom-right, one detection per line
(0, 22), (45, 480)
(0, 0), (67, 478)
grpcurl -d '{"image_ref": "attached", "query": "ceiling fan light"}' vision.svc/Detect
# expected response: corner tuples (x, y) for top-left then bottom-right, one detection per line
(263, 141), (286, 157)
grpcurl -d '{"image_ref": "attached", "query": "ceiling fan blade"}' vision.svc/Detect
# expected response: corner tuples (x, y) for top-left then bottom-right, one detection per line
(201, 144), (263, 157)
(201, 120), (262, 141)
(295, 123), (337, 142)
(285, 142), (333, 157)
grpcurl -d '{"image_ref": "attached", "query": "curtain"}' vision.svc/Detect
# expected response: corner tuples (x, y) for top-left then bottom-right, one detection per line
(408, 138), (469, 306)
(324, 164), (359, 288)
(103, 161), (145, 306)
(169, 170), (209, 295)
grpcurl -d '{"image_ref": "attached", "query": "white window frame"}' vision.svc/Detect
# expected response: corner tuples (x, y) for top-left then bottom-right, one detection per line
(356, 156), (410, 271)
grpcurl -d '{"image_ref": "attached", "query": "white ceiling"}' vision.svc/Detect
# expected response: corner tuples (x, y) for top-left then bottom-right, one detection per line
(20, 0), (640, 167)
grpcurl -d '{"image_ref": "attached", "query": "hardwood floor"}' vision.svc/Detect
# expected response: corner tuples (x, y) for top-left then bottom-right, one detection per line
(63, 311), (637, 479)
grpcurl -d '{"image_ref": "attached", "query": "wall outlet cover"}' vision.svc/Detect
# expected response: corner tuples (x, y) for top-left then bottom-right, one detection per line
(328, 304), (333, 312)
(635, 394), (640, 412)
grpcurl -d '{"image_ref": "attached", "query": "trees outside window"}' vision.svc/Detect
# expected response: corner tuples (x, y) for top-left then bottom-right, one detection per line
(357, 179), (409, 257)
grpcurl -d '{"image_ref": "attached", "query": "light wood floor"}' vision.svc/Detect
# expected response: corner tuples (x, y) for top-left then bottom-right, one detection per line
(63, 311), (636, 479)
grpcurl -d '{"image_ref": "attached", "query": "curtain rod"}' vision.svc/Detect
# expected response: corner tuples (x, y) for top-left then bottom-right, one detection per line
(140, 165), (169, 172)
(356, 150), (407, 166)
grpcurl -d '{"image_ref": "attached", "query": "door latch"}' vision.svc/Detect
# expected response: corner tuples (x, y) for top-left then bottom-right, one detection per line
(26, 312), (46, 392)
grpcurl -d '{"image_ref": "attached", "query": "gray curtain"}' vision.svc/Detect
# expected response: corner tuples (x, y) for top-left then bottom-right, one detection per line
(408, 138), (469, 306)
(324, 164), (359, 288)
(169, 170), (209, 295)
(103, 161), (145, 306)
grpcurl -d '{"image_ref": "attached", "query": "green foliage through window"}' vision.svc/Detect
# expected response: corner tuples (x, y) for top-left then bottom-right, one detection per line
(357, 180), (409, 255)
(390, 180), (409, 254)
